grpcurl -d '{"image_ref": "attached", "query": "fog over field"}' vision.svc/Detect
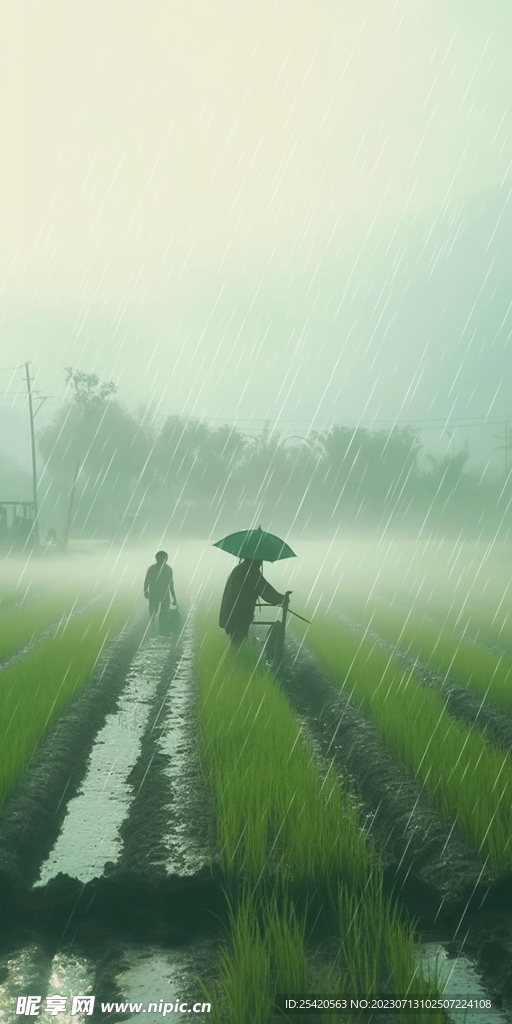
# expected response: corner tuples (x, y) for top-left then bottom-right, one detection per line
(0, 0), (511, 514)
(3, 9), (512, 1010)
(3, 6), (512, 1007)
(3, 536), (510, 638)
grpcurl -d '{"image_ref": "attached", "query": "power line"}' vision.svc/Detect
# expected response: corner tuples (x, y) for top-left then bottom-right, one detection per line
(0, 394), (509, 430)
(196, 415), (512, 429)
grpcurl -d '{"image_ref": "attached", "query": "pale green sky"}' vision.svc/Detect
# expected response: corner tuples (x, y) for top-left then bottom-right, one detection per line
(0, 0), (511, 440)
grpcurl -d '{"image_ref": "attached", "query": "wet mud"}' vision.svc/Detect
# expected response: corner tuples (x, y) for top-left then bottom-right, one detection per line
(279, 637), (486, 906)
(0, 617), (149, 886)
(118, 618), (217, 878)
(340, 608), (512, 754)
(277, 636), (512, 1011)
(2, 612), (512, 1019)
(0, 608), (221, 1021)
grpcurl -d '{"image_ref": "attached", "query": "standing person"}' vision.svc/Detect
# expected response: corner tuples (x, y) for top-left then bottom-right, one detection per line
(219, 558), (290, 645)
(144, 551), (178, 633)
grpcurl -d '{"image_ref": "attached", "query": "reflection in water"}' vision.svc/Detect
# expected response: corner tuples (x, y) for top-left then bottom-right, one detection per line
(37, 637), (170, 885)
(156, 615), (212, 874)
(418, 941), (506, 1024)
(0, 948), (93, 1024)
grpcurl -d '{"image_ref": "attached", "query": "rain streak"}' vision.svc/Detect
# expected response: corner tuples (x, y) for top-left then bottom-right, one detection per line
(1, 1), (512, 1021)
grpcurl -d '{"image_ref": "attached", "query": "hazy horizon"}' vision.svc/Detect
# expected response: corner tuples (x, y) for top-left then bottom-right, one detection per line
(1, 1), (511, 476)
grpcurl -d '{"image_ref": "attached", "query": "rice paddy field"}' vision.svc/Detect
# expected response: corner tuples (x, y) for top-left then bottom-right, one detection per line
(1, 536), (512, 1023)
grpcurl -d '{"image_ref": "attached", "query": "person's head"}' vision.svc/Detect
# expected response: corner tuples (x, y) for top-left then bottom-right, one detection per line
(243, 558), (262, 571)
(155, 550), (168, 563)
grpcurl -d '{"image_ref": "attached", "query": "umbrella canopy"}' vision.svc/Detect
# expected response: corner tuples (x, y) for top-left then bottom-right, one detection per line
(213, 526), (296, 562)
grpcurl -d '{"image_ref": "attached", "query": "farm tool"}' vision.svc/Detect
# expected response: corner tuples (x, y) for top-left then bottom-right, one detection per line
(255, 596), (311, 670)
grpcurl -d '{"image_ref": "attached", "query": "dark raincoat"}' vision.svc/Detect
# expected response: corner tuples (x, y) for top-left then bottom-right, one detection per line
(144, 562), (175, 599)
(219, 560), (285, 643)
(144, 562), (176, 620)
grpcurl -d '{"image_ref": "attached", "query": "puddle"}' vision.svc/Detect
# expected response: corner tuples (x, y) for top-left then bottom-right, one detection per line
(0, 943), (213, 1024)
(44, 952), (95, 1024)
(37, 637), (171, 884)
(155, 616), (212, 874)
(0, 948), (95, 1024)
(0, 944), (49, 1023)
(418, 941), (507, 1023)
(113, 942), (216, 1022)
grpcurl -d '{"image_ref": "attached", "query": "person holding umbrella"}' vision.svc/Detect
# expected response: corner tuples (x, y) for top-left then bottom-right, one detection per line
(215, 527), (294, 646)
(219, 559), (291, 645)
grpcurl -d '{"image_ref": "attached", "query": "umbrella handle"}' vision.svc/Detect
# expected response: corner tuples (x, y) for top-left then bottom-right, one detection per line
(288, 608), (311, 624)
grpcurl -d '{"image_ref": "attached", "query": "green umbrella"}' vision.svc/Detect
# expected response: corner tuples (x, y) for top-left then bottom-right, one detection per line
(213, 526), (296, 562)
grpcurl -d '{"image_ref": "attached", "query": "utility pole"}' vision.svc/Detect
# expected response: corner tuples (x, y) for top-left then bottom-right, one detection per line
(492, 421), (510, 478)
(24, 362), (47, 547)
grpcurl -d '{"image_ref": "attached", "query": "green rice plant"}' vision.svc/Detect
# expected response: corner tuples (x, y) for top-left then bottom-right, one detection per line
(196, 611), (372, 885)
(197, 610), (440, 1018)
(212, 877), (441, 1023)
(214, 894), (271, 1024)
(0, 586), (34, 609)
(215, 891), (329, 1024)
(296, 614), (512, 874)
(384, 921), (445, 1024)
(337, 594), (512, 718)
(0, 598), (135, 806)
(265, 896), (310, 996)
(334, 879), (444, 1023)
(214, 893), (312, 1023)
(332, 874), (441, 1012)
(336, 880), (386, 995)
(0, 596), (93, 663)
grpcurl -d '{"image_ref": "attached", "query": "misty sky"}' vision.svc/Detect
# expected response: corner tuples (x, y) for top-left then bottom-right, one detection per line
(1, 0), (511, 467)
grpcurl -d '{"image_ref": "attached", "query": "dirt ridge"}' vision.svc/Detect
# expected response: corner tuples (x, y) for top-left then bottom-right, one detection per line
(337, 611), (512, 757)
(278, 636), (512, 1002)
(0, 616), (148, 886)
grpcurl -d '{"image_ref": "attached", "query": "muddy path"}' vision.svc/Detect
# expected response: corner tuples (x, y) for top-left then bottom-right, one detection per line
(2, 608), (512, 1020)
(0, 610), (216, 890)
(276, 635), (512, 1007)
(0, 608), (220, 1022)
(0, 616), (147, 886)
(277, 636), (488, 910)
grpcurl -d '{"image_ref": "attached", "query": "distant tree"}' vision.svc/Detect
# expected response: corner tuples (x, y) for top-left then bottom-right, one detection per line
(235, 423), (289, 518)
(154, 416), (247, 507)
(64, 367), (117, 413)
(425, 441), (470, 492)
(194, 423), (248, 501)
(318, 424), (423, 522)
(154, 416), (211, 504)
(270, 434), (326, 526)
(39, 370), (153, 534)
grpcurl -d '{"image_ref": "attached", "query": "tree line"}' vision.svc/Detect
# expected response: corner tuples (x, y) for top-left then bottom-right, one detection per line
(36, 370), (506, 539)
